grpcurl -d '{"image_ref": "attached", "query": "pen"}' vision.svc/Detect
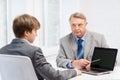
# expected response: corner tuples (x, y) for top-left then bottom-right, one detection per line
(91, 59), (101, 63)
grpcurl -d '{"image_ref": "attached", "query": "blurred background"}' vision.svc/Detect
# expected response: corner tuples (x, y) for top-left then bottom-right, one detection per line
(0, 0), (120, 65)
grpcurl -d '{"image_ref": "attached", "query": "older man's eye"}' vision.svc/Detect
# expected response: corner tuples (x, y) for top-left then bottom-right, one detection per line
(72, 24), (75, 26)
(78, 24), (83, 27)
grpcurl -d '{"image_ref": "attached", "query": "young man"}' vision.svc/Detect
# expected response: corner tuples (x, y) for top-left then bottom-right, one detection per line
(0, 14), (81, 80)
(56, 12), (108, 70)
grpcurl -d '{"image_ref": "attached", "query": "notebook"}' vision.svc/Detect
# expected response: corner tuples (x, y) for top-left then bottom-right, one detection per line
(82, 47), (118, 75)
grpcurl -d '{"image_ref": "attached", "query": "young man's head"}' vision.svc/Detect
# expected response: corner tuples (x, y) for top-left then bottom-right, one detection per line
(13, 14), (40, 43)
(69, 12), (87, 38)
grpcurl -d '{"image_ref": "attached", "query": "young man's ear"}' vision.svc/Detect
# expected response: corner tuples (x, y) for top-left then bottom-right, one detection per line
(24, 31), (30, 37)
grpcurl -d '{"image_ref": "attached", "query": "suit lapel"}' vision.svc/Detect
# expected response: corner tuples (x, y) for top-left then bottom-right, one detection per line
(84, 31), (93, 59)
(69, 32), (93, 60)
(69, 34), (78, 59)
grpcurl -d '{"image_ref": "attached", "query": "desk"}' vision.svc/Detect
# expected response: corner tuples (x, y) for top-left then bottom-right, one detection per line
(69, 66), (120, 80)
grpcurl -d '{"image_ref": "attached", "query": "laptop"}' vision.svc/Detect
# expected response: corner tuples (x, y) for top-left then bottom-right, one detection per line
(82, 47), (118, 75)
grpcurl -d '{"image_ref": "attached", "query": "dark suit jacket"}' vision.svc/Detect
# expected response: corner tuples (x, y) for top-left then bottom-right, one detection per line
(0, 39), (77, 80)
(56, 30), (108, 68)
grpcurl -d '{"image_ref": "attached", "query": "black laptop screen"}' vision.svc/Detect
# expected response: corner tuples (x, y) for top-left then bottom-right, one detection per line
(91, 47), (118, 72)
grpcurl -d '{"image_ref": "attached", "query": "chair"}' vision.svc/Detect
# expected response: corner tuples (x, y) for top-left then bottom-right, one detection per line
(0, 54), (38, 80)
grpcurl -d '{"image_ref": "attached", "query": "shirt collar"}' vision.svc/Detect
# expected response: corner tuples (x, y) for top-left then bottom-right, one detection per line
(72, 32), (86, 42)
(16, 38), (31, 44)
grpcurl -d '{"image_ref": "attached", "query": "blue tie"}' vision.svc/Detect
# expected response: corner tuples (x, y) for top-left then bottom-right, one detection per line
(77, 39), (83, 59)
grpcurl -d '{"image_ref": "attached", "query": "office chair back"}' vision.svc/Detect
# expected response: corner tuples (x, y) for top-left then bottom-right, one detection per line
(0, 54), (38, 80)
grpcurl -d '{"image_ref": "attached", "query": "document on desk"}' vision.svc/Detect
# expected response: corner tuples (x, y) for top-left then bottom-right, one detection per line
(69, 66), (120, 80)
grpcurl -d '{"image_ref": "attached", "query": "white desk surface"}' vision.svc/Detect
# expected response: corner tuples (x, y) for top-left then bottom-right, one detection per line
(69, 66), (120, 80)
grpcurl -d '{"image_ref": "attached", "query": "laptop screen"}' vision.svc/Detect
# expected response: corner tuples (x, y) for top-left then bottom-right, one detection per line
(91, 47), (118, 72)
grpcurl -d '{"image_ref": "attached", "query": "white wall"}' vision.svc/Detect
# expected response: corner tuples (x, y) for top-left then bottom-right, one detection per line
(60, 0), (81, 38)
(5, 0), (120, 65)
(60, 0), (120, 65)
(7, 0), (43, 47)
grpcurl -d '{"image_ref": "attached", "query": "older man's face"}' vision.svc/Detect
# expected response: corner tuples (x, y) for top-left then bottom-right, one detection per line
(70, 17), (87, 38)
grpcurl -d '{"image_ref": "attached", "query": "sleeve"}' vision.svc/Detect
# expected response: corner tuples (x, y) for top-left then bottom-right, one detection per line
(56, 39), (73, 68)
(66, 61), (74, 69)
(33, 48), (77, 80)
(101, 35), (109, 47)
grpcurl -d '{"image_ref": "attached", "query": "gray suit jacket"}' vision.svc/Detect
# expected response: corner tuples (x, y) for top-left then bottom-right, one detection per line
(0, 39), (77, 80)
(56, 30), (108, 68)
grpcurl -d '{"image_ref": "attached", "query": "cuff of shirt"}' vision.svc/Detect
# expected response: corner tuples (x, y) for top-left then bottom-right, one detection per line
(66, 61), (74, 69)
